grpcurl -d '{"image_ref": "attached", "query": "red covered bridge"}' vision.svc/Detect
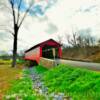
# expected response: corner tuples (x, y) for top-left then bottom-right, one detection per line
(24, 39), (62, 67)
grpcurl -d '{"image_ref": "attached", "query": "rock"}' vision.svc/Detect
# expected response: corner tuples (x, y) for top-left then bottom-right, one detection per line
(41, 86), (48, 94)
(53, 94), (64, 100)
(50, 92), (55, 97)
(38, 89), (43, 94)
(64, 96), (72, 100)
(26, 68), (73, 100)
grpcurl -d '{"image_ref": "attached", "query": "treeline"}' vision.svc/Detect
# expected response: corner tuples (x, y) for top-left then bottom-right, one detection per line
(0, 54), (24, 60)
(58, 32), (100, 62)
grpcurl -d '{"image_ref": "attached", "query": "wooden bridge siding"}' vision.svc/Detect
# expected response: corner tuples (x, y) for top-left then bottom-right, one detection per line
(25, 47), (40, 63)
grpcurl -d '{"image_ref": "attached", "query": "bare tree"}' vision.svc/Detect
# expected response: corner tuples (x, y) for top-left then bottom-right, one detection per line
(0, 0), (55, 67)
(66, 32), (78, 47)
(9, 0), (34, 67)
(0, 0), (34, 67)
(57, 35), (63, 45)
(97, 39), (100, 47)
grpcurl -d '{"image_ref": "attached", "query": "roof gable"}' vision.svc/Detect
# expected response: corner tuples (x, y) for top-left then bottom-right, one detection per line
(25, 39), (61, 53)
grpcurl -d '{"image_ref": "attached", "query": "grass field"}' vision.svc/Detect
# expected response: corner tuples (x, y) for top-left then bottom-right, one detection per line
(0, 61), (22, 99)
(1, 60), (100, 100)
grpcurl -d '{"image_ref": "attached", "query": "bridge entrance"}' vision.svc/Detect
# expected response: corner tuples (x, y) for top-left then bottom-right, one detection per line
(42, 45), (59, 59)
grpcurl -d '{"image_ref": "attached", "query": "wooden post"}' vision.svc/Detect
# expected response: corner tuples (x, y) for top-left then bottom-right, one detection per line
(52, 48), (56, 66)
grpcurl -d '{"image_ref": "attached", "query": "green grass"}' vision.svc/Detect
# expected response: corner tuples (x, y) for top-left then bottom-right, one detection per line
(0, 64), (22, 97)
(3, 66), (46, 100)
(4, 76), (37, 100)
(16, 59), (25, 64)
(3, 64), (100, 100)
(0, 59), (25, 65)
(32, 65), (48, 74)
(23, 65), (48, 75)
(42, 64), (100, 100)
(0, 59), (12, 65)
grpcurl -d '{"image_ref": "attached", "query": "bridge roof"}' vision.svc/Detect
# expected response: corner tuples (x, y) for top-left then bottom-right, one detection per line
(25, 39), (61, 53)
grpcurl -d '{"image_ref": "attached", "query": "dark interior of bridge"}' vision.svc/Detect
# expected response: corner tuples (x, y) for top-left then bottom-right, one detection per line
(42, 45), (59, 59)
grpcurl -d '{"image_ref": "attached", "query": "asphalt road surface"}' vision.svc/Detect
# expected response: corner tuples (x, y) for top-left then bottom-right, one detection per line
(60, 59), (100, 71)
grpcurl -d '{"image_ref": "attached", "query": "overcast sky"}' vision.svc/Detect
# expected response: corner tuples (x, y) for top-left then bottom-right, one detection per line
(0, 0), (100, 53)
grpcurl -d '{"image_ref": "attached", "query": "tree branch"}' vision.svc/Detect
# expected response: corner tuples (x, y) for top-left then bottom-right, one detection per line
(17, 0), (23, 24)
(10, 0), (16, 26)
(0, 28), (14, 36)
(18, 3), (33, 28)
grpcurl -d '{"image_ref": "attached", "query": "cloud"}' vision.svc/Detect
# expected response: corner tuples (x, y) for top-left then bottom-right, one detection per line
(79, 5), (97, 13)
(1, 0), (100, 52)
(0, 32), (11, 41)
(11, 0), (58, 16)
(78, 28), (92, 36)
(45, 23), (58, 34)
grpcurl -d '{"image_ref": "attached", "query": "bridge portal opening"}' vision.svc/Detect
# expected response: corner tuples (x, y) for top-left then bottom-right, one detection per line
(42, 45), (59, 59)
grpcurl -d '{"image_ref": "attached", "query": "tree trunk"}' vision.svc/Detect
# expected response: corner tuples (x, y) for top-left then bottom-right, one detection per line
(12, 27), (18, 67)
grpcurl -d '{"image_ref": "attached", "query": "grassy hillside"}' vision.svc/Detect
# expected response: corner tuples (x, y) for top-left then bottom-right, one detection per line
(62, 46), (100, 63)
(88, 52), (100, 63)
(42, 64), (100, 100)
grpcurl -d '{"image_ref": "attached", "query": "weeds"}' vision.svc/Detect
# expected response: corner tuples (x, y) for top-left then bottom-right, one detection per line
(42, 64), (100, 100)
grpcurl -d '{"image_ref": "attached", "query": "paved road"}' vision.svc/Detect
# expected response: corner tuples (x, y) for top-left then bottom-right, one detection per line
(60, 59), (100, 71)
